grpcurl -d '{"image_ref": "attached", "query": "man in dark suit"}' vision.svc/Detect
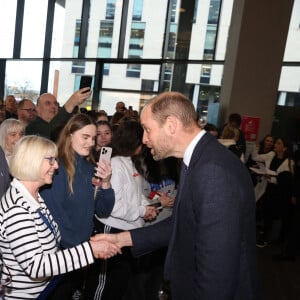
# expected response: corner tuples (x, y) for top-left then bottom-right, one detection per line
(92, 91), (260, 300)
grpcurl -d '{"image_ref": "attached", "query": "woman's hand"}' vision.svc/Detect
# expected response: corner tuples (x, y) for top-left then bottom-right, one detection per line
(94, 160), (112, 188)
(144, 206), (158, 221)
(90, 239), (121, 259)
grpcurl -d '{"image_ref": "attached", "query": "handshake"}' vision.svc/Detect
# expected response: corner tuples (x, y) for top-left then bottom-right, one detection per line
(89, 231), (133, 260)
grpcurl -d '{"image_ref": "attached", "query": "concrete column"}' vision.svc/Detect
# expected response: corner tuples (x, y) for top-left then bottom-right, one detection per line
(219, 0), (294, 140)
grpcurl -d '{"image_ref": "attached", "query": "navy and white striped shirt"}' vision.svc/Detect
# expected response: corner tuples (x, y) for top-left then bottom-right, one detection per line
(0, 179), (94, 299)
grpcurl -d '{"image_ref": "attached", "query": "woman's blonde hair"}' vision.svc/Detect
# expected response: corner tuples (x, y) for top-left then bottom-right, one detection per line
(10, 135), (57, 181)
(221, 125), (239, 140)
(0, 118), (24, 151)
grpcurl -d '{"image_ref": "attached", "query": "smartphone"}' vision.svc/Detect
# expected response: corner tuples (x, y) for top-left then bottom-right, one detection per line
(148, 202), (163, 211)
(99, 146), (112, 163)
(79, 75), (93, 90)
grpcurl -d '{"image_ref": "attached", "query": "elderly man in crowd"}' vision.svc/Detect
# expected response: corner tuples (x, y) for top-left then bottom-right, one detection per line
(25, 87), (91, 139)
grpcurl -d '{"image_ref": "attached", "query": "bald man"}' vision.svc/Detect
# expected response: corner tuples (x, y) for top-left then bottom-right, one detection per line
(25, 88), (91, 140)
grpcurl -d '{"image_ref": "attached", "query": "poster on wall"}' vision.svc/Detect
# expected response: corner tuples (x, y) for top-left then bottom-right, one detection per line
(241, 116), (260, 142)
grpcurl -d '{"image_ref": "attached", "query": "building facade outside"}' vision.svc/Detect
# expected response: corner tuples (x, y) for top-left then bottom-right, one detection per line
(1, 0), (299, 125)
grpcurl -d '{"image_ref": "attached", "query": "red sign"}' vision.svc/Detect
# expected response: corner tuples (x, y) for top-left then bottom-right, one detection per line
(241, 116), (260, 142)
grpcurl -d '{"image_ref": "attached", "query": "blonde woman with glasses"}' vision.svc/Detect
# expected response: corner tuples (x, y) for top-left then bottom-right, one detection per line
(0, 136), (119, 300)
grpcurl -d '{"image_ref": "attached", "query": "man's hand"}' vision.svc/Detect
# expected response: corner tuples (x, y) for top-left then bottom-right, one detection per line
(158, 193), (175, 208)
(90, 239), (122, 259)
(64, 87), (92, 113)
(91, 232), (133, 249)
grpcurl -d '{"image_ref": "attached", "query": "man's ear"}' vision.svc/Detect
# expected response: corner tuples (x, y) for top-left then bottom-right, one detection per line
(165, 115), (178, 135)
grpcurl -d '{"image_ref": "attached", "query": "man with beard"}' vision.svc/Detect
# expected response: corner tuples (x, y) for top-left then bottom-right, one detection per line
(92, 91), (260, 300)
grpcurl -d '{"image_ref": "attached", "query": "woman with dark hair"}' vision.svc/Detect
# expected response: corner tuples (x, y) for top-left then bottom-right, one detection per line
(252, 137), (294, 247)
(92, 120), (113, 162)
(90, 120), (158, 300)
(40, 113), (115, 299)
(246, 134), (274, 185)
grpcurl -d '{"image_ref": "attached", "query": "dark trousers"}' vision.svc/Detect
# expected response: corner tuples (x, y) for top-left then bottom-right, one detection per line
(123, 248), (167, 300)
(86, 219), (135, 300)
(46, 268), (86, 300)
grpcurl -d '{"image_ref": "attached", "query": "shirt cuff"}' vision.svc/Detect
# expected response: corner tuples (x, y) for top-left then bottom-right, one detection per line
(139, 206), (146, 217)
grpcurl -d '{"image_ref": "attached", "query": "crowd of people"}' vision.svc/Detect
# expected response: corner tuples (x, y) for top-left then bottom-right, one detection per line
(0, 89), (299, 300)
(205, 117), (300, 261)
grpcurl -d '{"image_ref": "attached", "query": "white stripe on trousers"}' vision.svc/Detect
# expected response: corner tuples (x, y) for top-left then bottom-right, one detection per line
(94, 224), (111, 300)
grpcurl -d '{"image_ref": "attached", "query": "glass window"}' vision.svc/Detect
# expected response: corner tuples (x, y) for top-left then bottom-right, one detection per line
(88, 0), (122, 59)
(282, 0), (300, 62)
(49, 60), (95, 105)
(50, 2), (65, 58)
(171, 0), (178, 23)
(0, 0), (236, 115)
(106, 0), (116, 20)
(59, 0), (83, 59)
(0, 0), (17, 58)
(5, 60), (42, 101)
(214, 0), (233, 60)
(98, 20), (114, 74)
(102, 63), (160, 91)
(128, 22), (145, 56)
(132, 0), (143, 21)
(208, 0), (221, 24)
(204, 24), (217, 58)
(126, 22), (145, 77)
(21, 0), (48, 58)
(99, 90), (155, 115)
(277, 0), (300, 107)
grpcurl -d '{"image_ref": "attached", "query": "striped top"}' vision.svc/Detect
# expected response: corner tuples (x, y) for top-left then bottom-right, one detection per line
(0, 179), (95, 299)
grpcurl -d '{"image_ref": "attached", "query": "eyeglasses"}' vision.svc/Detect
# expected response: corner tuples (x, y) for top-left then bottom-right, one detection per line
(20, 108), (36, 112)
(44, 156), (58, 165)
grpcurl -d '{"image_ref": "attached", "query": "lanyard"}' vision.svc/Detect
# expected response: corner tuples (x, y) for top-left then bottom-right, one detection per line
(37, 209), (60, 249)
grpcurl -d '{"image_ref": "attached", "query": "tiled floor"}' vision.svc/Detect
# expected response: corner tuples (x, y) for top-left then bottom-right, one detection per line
(257, 242), (300, 300)
(157, 242), (300, 300)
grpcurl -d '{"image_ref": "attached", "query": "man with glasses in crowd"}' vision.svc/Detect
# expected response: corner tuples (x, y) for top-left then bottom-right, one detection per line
(17, 99), (37, 127)
(25, 88), (91, 140)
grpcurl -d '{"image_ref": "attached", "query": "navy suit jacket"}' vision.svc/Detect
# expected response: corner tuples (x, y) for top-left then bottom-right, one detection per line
(131, 132), (260, 300)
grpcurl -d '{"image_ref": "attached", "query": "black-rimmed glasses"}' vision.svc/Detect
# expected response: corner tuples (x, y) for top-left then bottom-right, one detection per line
(20, 108), (36, 112)
(44, 157), (58, 166)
